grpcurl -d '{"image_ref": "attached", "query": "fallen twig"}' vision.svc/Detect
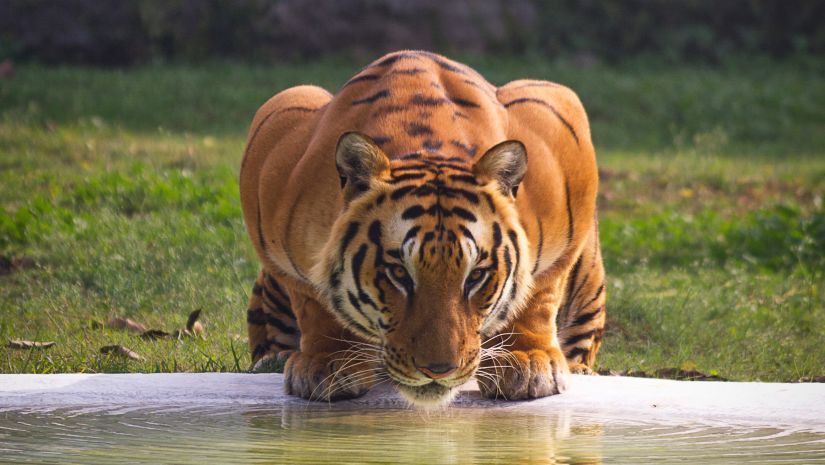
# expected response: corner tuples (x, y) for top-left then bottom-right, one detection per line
(99, 345), (143, 361)
(7, 340), (55, 350)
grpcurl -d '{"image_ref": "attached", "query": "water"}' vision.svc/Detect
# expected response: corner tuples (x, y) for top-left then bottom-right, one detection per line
(2, 405), (824, 464)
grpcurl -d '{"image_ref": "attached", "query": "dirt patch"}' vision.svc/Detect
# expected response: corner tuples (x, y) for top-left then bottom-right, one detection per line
(0, 255), (36, 275)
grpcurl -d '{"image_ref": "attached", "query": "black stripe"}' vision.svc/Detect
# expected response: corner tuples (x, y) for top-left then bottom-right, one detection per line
(351, 244), (368, 290)
(570, 271), (591, 305)
(440, 186), (478, 203)
(373, 104), (406, 116)
(565, 255), (583, 313)
(276, 106), (320, 115)
(402, 205), (427, 220)
(390, 185), (416, 200)
(262, 288), (296, 321)
(347, 291), (373, 323)
(252, 283), (263, 296)
(392, 163), (437, 174)
(256, 204), (266, 253)
(458, 224), (476, 245)
(411, 94), (445, 106)
(388, 172), (427, 184)
(482, 192), (496, 212)
(247, 308), (298, 334)
(344, 74), (381, 87)
(367, 220), (382, 245)
(452, 206), (477, 222)
(252, 341), (290, 360)
(405, 122), (433, 137)
(247, 307), (267, 325)
(564, 329), (596, 346)
(372, 52), (419, 67)
(353, 89), (390, 105)
(251, 343), (268, 360)
(391, 67), (426, 76)
(565, 347), (590, 360)
(502, 97), (579, 145)
(349, 240), (379, 314)
(370, 135), (391, 146)
(283, 192), (310, 281)
(449, 174), (478, 185)
(572, 305), (604, 326)
(424, 52), (468, 75)
(507, 229), (521, 299)
(403, 226), (421, 245)
(422, 139), (442, 151)
(490, 246), (512, 322)
(565, 181), (574, 244)
(583, 283), (605, 308)
(504, 245), (516, 300)
(450, 140), (478, 157)
(265, 273), (290, 302)
(448, 96), (480, 108)
(340, 222), (360, 259)
(462, 78), (498, 99)
(493, 222), (502, 249)
(532, 218), (544, 274)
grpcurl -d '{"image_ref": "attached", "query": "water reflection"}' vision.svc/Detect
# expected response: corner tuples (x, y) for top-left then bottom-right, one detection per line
(243, 406), (603, 464)
(1, 404), (824, 464)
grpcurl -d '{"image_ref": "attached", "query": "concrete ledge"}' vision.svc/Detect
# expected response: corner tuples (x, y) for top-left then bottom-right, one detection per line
(1, 373), (823, 431)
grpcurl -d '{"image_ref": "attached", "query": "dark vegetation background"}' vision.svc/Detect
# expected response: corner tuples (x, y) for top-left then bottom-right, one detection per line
(2, 0), (824, 66)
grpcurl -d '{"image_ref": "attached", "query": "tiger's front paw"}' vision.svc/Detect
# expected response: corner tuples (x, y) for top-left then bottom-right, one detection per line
(477, 346), (569, 400)
(284, 351), (379, 401)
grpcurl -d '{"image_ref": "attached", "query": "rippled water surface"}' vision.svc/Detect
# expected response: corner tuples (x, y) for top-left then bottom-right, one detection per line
(2, 406), (824, 464)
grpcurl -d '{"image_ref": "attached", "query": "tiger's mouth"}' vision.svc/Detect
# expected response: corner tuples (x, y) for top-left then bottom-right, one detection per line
(388, 364), (478, 407)
(393, 381), (456, 407)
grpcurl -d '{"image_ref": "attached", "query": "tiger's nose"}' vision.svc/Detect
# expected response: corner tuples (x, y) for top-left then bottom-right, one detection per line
(416, 362), (458, 379)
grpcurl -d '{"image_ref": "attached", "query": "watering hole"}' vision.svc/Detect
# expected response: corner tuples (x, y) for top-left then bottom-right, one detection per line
(1, 373), (823, 464)
(2, 406), (825, 464)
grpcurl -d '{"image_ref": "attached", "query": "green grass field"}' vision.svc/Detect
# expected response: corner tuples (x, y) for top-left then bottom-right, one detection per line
(1, 57), (823, 381)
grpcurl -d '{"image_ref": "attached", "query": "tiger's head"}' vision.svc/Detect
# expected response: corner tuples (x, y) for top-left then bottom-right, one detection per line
(312, 132), (534, 407)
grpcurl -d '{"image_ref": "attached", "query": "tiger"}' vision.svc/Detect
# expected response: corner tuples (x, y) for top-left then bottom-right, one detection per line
(240, 50), (605, 407)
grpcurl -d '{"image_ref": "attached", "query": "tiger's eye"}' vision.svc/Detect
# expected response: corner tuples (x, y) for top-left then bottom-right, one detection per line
(469, 269), (484, 281)
(391, 265), (408, 280)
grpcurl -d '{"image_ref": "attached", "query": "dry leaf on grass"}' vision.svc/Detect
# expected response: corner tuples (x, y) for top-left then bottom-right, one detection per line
(105, 317), (148, 334)
(170, 309), (206, 339)
(140, 329), (171, 340)
(99, 345), (143, 361)
(7, 340), (55, 349)
(185, 309), (204, 337)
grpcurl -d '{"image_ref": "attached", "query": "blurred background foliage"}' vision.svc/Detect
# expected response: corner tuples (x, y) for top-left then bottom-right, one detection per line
(1, 0), (823, 66)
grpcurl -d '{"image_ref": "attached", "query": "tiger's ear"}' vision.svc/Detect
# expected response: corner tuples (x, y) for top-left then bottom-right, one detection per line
(335, 132), (391, 201)
(472, 140), (528, 197)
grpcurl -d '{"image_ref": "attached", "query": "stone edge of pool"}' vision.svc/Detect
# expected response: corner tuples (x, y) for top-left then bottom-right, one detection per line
(1, 373), (823, 431)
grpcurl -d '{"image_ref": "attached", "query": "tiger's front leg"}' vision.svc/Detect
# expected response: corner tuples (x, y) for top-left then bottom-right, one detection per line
(283, 290), (381, 401)
(477, 284), (570, 400)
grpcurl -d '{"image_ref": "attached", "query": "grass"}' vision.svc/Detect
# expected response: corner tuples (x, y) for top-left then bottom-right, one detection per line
(1, 57), (823, 381)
